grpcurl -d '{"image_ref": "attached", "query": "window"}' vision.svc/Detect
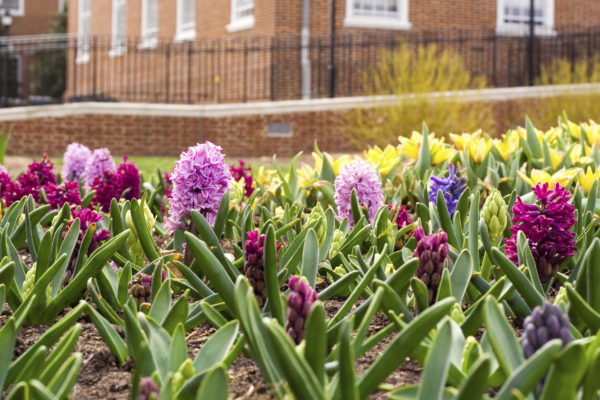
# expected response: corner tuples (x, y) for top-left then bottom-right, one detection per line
(496, 0), (555, 36)
(1, 0), (24, 17)
(59, 0), (67, 12)
(344, 0), (410, 30)
(176, 0), (195, 42)
(110, 0), (127, 56)
(141, 0), (158, 48)
(227, 0), (254, 32)
(77, 0), (91, 63)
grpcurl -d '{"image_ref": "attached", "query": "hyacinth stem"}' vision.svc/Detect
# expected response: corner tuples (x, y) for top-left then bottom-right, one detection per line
(183, 221), (197, 268)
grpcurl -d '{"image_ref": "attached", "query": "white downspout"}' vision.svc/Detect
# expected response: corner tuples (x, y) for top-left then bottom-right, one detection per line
(301, 0), (311, 100)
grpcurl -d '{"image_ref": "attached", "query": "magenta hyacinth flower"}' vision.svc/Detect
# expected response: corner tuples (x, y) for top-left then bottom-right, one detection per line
(0, 172), (20, 206)
(116, 156), (141, 201)
(388, 204), (412, 229)
(230, 159), (254, 197)
(45, 181), (82, 209)
(413, 227), (449, 304)
(165, 142), (231, 233)
(84, 148), (116, 189)
(429, 163), (466, 217)
(62, 143), (92, 181)
(286, 275), (318, 344)
(334, 159), (383, 226)
(90, 170), (122, 212)
(138, 377), (159, 400)
(505, 182), (576, 282)
(17, 154), (57, 202)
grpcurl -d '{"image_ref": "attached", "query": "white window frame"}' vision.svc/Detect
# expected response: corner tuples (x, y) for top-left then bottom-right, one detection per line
(109, 0), (127, 57)
(496, 0), (556, 36)
(175, 0), (196, 42)
(344, 0), (410, 30)
(140, 0), (158, 49)
(1, 0), (24, 17)
(59, 0), (67, 12)
(227, 0), (255, 32)
(76, 0), (91, 64)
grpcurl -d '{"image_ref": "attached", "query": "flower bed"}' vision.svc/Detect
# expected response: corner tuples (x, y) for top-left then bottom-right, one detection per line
(2, 116), (600, 399)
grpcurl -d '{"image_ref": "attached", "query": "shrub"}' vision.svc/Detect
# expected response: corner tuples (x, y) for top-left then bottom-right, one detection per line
(344, 43), (494, 148)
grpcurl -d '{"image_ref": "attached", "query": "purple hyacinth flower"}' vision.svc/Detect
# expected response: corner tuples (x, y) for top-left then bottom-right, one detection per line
(84, 148), (116, 189)
(138, 377), (159, 400)
(429, 163), (466, 217)
(286, 275), (318, 344)
(505, 182), (576, 282)
(334, 159), (383, 227)
(244, 229), (282, 306)
(166, 142), (231, 234)
(62, 143), (92, 182)
(90, 170), (122, 213)
(413, 227), (449, 304)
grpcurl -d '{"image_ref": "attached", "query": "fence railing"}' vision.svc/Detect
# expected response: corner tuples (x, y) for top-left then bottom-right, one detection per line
(1, 27), (600, 106)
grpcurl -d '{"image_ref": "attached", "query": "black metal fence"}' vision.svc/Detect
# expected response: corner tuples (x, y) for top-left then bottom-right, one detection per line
(1, 27), (600, 106)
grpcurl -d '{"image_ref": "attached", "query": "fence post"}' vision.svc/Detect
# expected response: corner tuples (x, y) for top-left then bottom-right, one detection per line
(92, 36), (97, 100)
(243, 40), (248, 102)
(165, 43), (170, 103)
(528, 0), (535, 85)
(328, 0), (336, 98)
(187, 41), (192, 104)
(270, 38), (275, 101)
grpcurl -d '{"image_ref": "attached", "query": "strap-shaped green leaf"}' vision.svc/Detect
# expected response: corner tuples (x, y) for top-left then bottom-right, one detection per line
(483, 296), (524, 379)
(264, 225), (284, 325)
(195, 366), (228, 400)
(417, 319), (454, 400)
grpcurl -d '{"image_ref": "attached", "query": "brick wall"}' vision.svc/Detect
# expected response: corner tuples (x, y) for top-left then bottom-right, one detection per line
(3, 84), (600, 157)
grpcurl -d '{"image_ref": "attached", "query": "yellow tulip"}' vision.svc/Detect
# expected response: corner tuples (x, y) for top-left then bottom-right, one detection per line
(549, 149), (563, 170)
(296, 163), (317, 187)
(398, 131), (455, 165)
(364, 145), (401, 175)
(518, 168), (580, 188)
(578, 167), (600, 194)
(312, 152), (353, 176)
(257, 166), (282, 195)
(494, 130), (521, 161)
(449, 130), (492, 163)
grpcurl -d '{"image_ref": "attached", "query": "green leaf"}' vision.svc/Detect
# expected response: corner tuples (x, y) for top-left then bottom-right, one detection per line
(492, 248), (545, 309)
(193, 320), (239, 374)
(358, 297), (455, 398)
(417, 319), (454, 400)
(304, 301), (326, 386)
(131, 199), (160, 261)
(264, 225), (284, 325)
(566, 282), (600, 331)
(416, 122), (431, 180)
(525, 117), (542, 159)
(149, 278), (171, 322)
(483, 296), (524, 379)
(450, 250), (472, 303)
(496, 340), (562, 400)
(168, 324), (187, 375)
(468, 192), (480, 271)
(436, 190), (460, 250)
(540, 341), (587, 400)
(84, 304), (128, 365)
(49, 218), (80, 298)
(47, 353), (83, 398)
(184, 231), (235, 311)
(301, 228), (319, 288)
(0, 319), (16, 390)
(339, 319), (359, 400)
(456, 356), (491, 400)
(195, 367), (228, 400)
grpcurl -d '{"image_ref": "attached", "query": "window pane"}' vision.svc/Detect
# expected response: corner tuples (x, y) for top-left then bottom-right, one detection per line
(352, 0), (401, 17)
(234, 0), (254, 20)
(182, 0), (195, 27)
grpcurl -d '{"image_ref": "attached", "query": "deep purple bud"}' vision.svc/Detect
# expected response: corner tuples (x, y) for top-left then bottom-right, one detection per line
(521, 302), (572, 359)
(413, 227), (449, 304)
(128, 272), (164, 305)
(285, 275), (318, 344)
(138, 377), (159, 400)
(388, 204), (412, 229)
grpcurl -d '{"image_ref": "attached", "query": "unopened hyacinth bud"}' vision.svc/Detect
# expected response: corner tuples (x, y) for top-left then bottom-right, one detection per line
(244, 230), (267, 305)
(22, 263), (36, 299)
(329, 229), (345, 258)
(138, 377), (159, 400)
(244, 230), (281, 306)
(286, 275), (318, 344)
(521, 302), (572, 359)
(553, 286), (569, 313)
(305, 203), (326, 246)
(481, 189), (507, 240)
(128, 274), (153, 304)
(413, 227), (449, 304)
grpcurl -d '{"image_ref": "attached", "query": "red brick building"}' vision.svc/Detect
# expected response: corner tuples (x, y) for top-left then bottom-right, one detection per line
(1, 0), (66, 101)
(64, 0), (600, 103)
